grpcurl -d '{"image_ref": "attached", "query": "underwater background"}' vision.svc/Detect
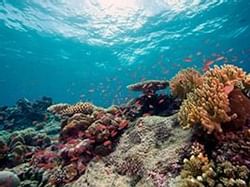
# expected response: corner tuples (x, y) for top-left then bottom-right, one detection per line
(0, 0), (250, 107)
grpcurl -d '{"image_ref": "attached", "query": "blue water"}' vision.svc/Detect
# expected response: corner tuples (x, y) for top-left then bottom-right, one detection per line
(0, 0), (250, 107)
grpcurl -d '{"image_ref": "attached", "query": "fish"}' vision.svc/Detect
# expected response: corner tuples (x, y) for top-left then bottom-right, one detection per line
(215, 56), (225, 62)
(202, 60), (214, 72)
(184, 58), (192, 62)
(196, 51), (202, 56)
(158, 98), (165, 104)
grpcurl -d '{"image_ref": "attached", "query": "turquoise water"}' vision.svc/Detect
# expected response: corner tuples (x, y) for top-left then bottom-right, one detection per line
(0, 0), (250, 107)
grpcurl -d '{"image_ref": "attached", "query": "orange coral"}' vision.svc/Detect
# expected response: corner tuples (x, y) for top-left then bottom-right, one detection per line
(170, 68), (203, 99)
(178, 65), (248, 134)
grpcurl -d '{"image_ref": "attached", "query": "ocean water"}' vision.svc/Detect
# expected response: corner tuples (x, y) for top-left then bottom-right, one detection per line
(0, 0), (250, 107)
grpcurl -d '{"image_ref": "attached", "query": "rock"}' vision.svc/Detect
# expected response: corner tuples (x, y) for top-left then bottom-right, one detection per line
(0, 171), (20, 187)
(70, 114), (191, 187)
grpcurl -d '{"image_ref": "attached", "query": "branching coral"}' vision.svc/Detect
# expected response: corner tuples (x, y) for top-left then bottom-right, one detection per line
(178, 65), (249, 134)
(170, 68), (203, 99)
(215, 161), (250, 187)
(178, 140), (250, 187)
(179, 154), (250, 187)
(180, 152), (216, 187)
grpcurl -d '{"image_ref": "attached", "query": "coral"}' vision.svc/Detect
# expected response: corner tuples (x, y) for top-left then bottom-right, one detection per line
(47, 103), (70, 114)
(30, 104), (129, 185)
(180, 155), (216, 187)
(178, 65), (249, 134)
(60, 113), (94, 141)
(121, 94), (180, 120)
(125, 79), (181, 120)
(59, 139), (93, 163)
(227, 88), (250, 129)
(212, 127), (250, 169)
(85, 113), (127, 143)
(0, 171), (20, 187)
(59, 102), (95, 116)
(170, 68), (203, 99)
(116, 154), (145, 178)
(0, 138), (8, 162)
(215, 161), (250, 187)
(127, 80), (169, 95)
(0, 97), (53, 131)
(147, 170), (167, 187)
(31, 150), (60, 170)
(0, 128), (52, 168)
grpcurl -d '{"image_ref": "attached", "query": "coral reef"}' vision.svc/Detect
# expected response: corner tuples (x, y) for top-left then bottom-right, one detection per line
(0, 64), (249, 187)
(124, 80), (180, 120)
(70, 115), (192, 187)
(29, 102), (129, 185)
(178, 141), (250, 187)
(0, 128), (51, 168)
(170, 68), (203, 99)
(0, 97), (53, 132)
(122, 94), (180, 120)
(178, 65), (249, 134)
(60, 113), (94, 141)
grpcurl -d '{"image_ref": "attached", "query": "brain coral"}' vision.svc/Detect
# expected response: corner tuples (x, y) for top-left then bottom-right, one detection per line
(170, 68), (203, 99)
(178, 65), (248, 134)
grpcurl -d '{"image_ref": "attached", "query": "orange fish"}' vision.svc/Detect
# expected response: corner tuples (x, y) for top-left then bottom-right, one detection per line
(203, 60), (214, 72)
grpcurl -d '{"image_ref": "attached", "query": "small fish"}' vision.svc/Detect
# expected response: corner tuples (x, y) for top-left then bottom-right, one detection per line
(111, 130), (118, 137)
(203, 60), (214, 72)
(103, 140), (112, 146)
(215, 56), (225, 62)
(88, 89), (95, 93)
(135, 100), (141, 106)
(196, 51), (202, 56)
(158, 98), (165, 104)
(184, 58), (192, 62)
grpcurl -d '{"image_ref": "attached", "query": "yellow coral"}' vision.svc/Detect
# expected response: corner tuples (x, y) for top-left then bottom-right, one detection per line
(180, 152), (216, 187)
(178, 65), (247, 134)
(170, 68), (203, 99)
(61, 102), (95, 116)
